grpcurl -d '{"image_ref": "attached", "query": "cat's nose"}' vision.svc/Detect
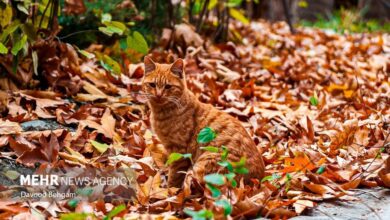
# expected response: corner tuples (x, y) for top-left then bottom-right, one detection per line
(156, 89), (163, 98)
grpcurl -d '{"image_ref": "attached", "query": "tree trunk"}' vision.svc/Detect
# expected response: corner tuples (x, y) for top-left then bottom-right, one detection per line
(292, 0), (334, 23)
(359, 0), (390, 21)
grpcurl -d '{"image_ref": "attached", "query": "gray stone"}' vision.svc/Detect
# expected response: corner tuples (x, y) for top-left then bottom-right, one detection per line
(292, 188), (390, 220)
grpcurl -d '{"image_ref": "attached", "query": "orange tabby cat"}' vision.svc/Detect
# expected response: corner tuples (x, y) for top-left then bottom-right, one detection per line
(142, 57), (265, 187)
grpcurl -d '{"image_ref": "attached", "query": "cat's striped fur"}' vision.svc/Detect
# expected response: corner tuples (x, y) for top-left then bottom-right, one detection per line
(142, 57), (265, 187)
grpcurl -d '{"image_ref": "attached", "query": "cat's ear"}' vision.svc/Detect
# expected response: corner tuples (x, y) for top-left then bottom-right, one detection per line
(144, 56), (156, 75)
(170, 58), (184, 78)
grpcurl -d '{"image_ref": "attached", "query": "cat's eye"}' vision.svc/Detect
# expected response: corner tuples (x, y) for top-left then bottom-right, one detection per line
(149, 82), (156, 88)
(164, 84), (172, 89)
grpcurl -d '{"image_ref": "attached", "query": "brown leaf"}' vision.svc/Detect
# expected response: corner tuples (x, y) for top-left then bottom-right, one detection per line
(293, 200), (315, 215)
(0, 135), (9, 147)
(303, 182), (335, 196)
(0, 120), (22, 135)
(101, 108), (116, 139)
(9, 135), (36, 156)
(341, 178), (361, 190)
(174, 23), (204, 47)
(17, 147), (50, 167)
(0, 201), (28, 214)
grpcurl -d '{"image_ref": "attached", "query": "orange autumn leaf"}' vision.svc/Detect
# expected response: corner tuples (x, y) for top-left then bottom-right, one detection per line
(281, 154), (316, 173)
(341, 178), (361, 190)
(326, 83), (355, 98)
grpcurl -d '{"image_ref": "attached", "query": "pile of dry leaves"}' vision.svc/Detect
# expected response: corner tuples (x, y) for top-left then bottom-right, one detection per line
(0, 21), (389, 219)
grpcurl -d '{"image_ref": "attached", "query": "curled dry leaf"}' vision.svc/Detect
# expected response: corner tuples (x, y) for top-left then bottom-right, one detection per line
(293, 200), (315, 215)
(0, 120), (22, 135)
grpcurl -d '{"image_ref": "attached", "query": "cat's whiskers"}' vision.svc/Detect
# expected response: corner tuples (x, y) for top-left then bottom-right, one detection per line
(130, 92), (154, 99)
(165, 97), (183, 109)
(134, 91), (183, 109)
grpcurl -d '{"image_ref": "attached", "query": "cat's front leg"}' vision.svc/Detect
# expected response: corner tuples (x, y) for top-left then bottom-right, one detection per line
(168, 158), (191, 188)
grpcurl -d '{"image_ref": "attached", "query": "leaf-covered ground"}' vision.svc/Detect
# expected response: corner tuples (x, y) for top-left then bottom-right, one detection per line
(0, 21), (389, 219)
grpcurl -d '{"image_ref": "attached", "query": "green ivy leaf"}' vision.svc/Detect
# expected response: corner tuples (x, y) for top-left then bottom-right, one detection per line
(184, 209), (214, 220)
(226, 0), (243, 7)
(119, 38), (127, 50)
(101, 21), (127, 36)
(229, 8), (249, 25)
(106, 26), (123, 35)
(192, 1), (202, 14)
(166, 153), (191, 165)
(221, 146), (228, 161)
(104, 204), (126, 220)
(234, 167), (249, 174)
(67, 198), (79, 208)
(197, 127), (217, 144)
(0, 21), (20, 42)
(262, 173), (281, 182)
(127, 31), (149, 55)
(204, 173), (225, 186)
(316, 165), (326, 174)
(98, 27), (114, 36)
(101, 13), (112, 23)
(90, 140), (109, 154)
(261, 175), (273, 182)
(218, 161), (233, 172)
(11, 35), (27, 56)
(225, 172), (236, 181)
(0, 42), (8, 54)
(166, 153), (183, 165)
(231, 179), (237, 187)
(206, 183), (221, 198)
(309, 96), (318, 106)
(215, 199), (232, 216)
(183, 153), (192, 158)
(78, 50), (95, 59)
(101, 55), (121, 75)
(60, 213), (89, 220)
(232, 157), (246, 168)
(200, 146), (219, 153)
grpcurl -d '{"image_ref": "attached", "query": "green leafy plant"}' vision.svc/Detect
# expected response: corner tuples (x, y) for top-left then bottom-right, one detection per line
(103, 204), (126, 220)
(90, 140), (110, 154)
(67, 198), (79, 208)
(197, 127), (217, 143)
(316, 165), (326, 174)
(170, 127), (250, 218)
(300, 8), (390, 33)
(0, 0), (58, 83)
(184, 208), (214, 220)
(214, 199), (233, 216)
(92, 12), (149, 76)
(166, 152), (192, 165)
(188, 0), (251, 41)
(309, 92), (318, 106)
(60, 213), (90, 220)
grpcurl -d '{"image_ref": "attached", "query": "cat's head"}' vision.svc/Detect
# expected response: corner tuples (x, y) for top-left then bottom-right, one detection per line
(142, 57), (186, 105)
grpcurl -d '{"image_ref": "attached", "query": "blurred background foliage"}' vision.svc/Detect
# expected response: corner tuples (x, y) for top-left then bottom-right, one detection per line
(0, 0), (388, 89)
